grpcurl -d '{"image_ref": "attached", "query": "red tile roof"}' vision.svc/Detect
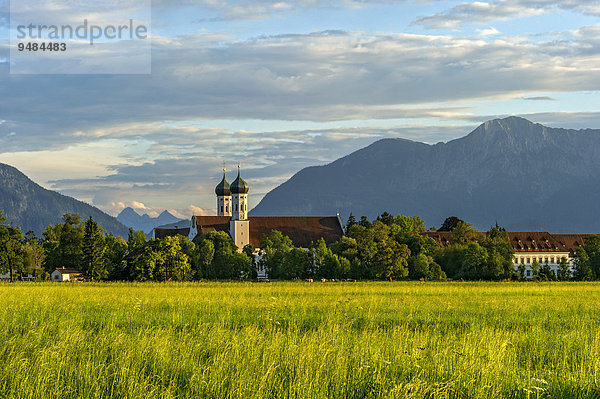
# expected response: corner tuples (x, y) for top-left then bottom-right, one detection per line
(421, 231), (592, 254)
(190, 215), (343, 247)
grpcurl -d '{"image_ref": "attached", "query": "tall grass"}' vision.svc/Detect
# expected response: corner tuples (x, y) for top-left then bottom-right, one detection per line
(0, 282), (598, 398)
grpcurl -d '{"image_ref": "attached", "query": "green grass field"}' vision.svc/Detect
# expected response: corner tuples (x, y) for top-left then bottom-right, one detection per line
(0, 282), (599, 398)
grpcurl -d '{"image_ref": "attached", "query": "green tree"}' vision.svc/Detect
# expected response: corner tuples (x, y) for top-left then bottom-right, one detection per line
(159, 237), (191, 281)
(451, 221), (478, 245)
(82, 216), (107, 281)
(211, 252), (252, 280)
(457, 241), (488, 280)
(580, 235), (600, 278)
(435, 245), (466, 279)
(393, 215), (427, 233)
(408, 253), (431, 279)
(127, 228), (147, 253)
(438, 216), (464, 232)
(358, 216), (371, 228)
(517, 263), (526, 280)
(260, 230), (293, 279)
(104, 234), (128, 280)
(345, 213), (357, 234)
(538, 262), (555, 281)
(22, 238), (46, 280)
(281, 248), (311, 279)
(57, 213), (84, 269)
(376, 212), (395, 226)
(196, 239), (215, 278)
(0, 212), (25, 282)
(574, 248), (594, 281)
(132, 245), (162, 281)
(41, 224), (60, 273)
(557, 257), (571, 281)
(531, 260), (542, 280)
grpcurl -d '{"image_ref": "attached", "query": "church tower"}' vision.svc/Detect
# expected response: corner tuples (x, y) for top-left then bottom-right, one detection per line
(215, 167), (231, 217)
(229, 164), (250, 249)
(230, 164), (249, 221)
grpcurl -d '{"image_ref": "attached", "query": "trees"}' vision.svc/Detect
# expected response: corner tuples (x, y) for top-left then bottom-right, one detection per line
(127, 228), (147, 253)
(451, 221), (478, 245)
(58, 214), (84, 269)
(393, 215), (427, 233)
(539, 262), (556, 281)
(579, 235), (600, 278)
(82, 216), (107, 281)
(104, 234), (128, 281)
(557, 257), (571, 281)
(573, 247), (593, 281)
(0, 212), (25, 282)
(531, 260), (541, 280)
(22, 234), (46, 280)
(281, 248), (311, 279)
(438, 216), (464, 232)
(345, 213), (357, 234)
(131, 237), (192, 281)
(259, 230), (294, 279)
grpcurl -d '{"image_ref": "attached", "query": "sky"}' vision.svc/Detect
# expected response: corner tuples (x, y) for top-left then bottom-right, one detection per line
(0, 0), (599, 218)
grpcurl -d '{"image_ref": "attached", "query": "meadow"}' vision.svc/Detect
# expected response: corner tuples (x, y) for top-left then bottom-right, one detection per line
(0, 282), (599, 398)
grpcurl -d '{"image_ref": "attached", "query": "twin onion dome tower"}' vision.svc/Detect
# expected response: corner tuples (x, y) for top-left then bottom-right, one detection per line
(215, 164), (249, 220)
(157, 162), (344, 261)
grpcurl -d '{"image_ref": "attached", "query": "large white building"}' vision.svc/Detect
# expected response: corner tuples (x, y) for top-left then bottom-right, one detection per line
(423, 231), (589, 278)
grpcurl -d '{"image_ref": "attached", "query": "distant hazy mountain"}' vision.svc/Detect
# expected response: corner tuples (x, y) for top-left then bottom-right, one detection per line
(117, 207), (183, 234)
(0, 163), (129, 237)
(251, 117), (600, 233)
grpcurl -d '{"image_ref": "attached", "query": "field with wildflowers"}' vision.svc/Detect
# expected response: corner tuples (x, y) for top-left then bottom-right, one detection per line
(0, 282), (599, 398)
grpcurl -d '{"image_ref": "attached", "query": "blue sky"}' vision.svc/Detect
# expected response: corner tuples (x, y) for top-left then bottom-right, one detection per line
(0, 0), (599, 218)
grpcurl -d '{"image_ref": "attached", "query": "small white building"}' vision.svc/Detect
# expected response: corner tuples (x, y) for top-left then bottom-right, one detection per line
(51, 268), (83, 282)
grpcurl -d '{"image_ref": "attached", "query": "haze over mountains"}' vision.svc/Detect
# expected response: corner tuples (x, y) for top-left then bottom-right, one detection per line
(116, 207), (183, 234)
(252, 117), (600, 233)
(0, 163), (129, 237)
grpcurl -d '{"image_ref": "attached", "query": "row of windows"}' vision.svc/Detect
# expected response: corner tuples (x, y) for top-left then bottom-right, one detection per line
(525, 269), (561, 277)
(234, 203), (247, 212)
(219, 203), (248, 213)
(514, 256), (567, 265)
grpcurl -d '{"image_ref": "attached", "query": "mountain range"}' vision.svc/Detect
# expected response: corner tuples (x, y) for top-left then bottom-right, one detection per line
(0, 163), (129, 237)
(116, 207), (183, 234)
(251, 117), (600, 233)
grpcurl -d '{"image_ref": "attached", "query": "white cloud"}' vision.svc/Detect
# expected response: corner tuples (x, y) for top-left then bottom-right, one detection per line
(477, 27), (500, 36)
(412, 0), (600, 29)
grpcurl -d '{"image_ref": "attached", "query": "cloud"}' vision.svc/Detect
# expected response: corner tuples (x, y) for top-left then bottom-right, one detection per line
(412, 0), (600, 29)
(155, 0), (397, 21)
(477, 27), (500, 36)
(35, 122), (472, 216)
(2, 27), (600, 155)
(522, 96), (558, 101)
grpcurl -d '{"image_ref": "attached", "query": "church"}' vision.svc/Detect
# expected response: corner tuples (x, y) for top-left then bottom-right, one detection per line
(154, 166), (345, 250)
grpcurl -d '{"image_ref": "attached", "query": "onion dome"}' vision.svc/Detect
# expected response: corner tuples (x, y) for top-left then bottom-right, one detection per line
(215, 171), (231, 196)
(230, 166), (249, 194)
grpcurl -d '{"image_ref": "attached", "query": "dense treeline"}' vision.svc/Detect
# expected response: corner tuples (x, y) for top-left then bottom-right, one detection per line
(1, 210), (599, 281)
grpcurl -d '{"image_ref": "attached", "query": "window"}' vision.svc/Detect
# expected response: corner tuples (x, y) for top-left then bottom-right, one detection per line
(527, 258), (530, 264)
(520, 258), (524, 264)
(526, 270), (531, 277)
(220, 206), (223, 213)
